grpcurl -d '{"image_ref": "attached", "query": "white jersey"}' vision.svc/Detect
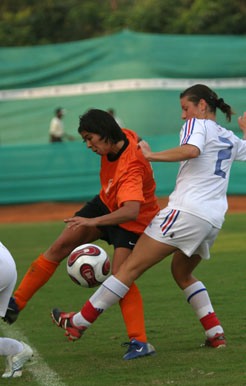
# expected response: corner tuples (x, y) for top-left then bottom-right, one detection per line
(49, 117), (64, 138)
(168, 118), (246, 228)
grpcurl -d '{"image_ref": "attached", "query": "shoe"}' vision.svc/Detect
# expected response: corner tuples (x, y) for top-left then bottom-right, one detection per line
(2, 297), (19, 325)
(51, 308), (86, 341)
(203, 333), (226, 348)
(1, 342), (33, 378)
(122, 339), (156, 360)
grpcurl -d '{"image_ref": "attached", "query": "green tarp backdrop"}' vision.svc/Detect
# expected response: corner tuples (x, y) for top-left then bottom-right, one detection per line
(0, 31), (245, 204)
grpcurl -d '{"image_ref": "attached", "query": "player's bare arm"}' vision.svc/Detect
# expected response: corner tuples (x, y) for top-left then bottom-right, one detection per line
(139, 140), (200, 162)
(64, 201), (141, 230)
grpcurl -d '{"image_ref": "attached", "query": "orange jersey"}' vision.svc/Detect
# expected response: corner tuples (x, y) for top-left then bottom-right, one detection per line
(99, 129), (160, 234)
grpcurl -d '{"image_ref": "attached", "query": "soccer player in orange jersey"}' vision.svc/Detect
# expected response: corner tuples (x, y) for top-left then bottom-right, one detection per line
(4, 109), (160, 360)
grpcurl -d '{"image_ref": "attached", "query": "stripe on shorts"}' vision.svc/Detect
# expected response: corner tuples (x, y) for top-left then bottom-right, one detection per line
(160, 209), (180, 235)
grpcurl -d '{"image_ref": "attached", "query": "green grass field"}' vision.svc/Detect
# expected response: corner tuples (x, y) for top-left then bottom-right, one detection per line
(0, 213), (245, 386)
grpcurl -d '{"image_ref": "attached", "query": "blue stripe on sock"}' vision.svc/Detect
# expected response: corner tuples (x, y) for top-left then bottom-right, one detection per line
(187, 287), (207, 303)
(102, 282), (122, 298)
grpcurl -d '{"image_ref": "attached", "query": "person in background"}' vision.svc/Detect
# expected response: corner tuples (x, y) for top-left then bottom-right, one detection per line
(49, 107), (74, 143)
(51, 84), (246, 350)
(4, 109), (160, 360)
(0, 242), (33, 378)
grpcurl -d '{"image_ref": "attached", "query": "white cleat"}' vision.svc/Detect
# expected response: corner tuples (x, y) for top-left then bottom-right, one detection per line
(2, 342), (33, 378)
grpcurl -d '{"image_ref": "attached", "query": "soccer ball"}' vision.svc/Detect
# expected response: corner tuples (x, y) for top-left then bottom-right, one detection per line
(67, 243), (111, 288)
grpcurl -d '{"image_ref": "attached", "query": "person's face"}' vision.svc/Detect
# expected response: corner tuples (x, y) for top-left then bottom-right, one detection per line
(57, 110), (63, 119)
(180, 96), (207, 120)
(80, 131), (112, 156)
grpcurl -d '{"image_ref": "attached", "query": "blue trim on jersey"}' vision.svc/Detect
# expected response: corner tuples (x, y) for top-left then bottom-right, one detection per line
(181, 118), (196, 144)
(187, 287), (207, 303)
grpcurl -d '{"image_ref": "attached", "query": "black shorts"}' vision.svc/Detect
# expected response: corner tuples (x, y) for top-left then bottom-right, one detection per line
(75, 195), (140, 249)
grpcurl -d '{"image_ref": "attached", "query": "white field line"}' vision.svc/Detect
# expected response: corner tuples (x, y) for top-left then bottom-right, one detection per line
(0, 320), (67, 386)
(0, 77), (246, 100)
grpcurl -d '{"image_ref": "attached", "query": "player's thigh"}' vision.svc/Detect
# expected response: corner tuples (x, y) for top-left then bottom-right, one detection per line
(117, 234), (176, 285)
(45, 225), (102, 261)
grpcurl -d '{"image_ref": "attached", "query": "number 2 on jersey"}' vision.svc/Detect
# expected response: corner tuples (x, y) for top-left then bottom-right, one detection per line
(214, 137), (233, 179)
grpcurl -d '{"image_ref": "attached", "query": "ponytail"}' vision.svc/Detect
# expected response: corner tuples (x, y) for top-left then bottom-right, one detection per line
(180, 84), (235, 122)
(215, 98), (234, 122)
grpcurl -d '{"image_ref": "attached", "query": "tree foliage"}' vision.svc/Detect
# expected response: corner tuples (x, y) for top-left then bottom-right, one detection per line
(0, 0), (245, 46)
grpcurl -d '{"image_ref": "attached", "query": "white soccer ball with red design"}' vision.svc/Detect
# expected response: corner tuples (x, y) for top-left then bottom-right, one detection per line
(67, 244), (111, 288)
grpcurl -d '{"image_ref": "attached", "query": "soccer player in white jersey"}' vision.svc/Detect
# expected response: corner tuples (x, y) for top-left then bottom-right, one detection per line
(52, 84), (246, 349)
(0, 242), (33, 377)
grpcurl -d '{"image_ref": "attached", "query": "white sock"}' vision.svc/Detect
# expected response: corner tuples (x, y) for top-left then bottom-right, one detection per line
(184, 281), (223, 337)
(73, 275), (129, 327)
(73, 312), (91, 328)
(183, 281), (214, 319)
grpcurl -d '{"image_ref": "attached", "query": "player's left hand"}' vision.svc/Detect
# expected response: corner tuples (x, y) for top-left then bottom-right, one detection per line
(64, 216), (98, 229)
(138, 140), (152, 159)
(238, 112), (246, 139)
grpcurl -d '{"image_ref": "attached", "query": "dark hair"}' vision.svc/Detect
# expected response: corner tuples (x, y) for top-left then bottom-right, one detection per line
(180, 84), (234, 122)
(78, 109), (125, 143)
(55, 107), (63, 115)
